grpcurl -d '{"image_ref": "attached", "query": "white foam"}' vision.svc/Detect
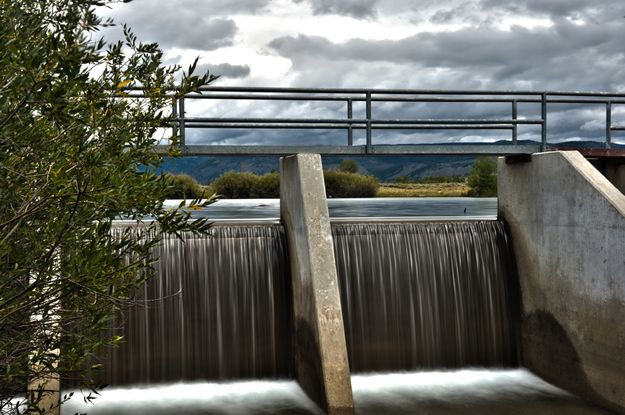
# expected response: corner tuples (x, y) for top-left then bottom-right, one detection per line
(61, 379), (322, 415)
(58, 369), (608, 415)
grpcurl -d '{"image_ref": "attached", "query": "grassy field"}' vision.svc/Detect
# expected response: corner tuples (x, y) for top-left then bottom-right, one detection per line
(377, 182), (470, 197)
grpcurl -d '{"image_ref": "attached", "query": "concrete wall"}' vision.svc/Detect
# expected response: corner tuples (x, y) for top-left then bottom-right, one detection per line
(280, 154), (354, 415)
(498, 151), (625, 414)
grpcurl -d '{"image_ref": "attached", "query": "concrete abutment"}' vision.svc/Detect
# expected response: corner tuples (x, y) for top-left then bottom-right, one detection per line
(498, 151), (625, 414)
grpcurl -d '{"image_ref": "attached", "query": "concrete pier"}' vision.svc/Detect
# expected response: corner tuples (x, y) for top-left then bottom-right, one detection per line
(498, 151), (625, 414)
(280, 154), (354, 414)
(28, 374), (60, 415)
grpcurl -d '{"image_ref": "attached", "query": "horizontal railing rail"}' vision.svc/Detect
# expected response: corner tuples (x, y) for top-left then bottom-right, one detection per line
(122, 87), (624, 156)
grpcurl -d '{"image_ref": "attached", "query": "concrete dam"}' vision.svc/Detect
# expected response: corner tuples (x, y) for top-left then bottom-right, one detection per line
(82, 151), (624, 415)
(101, 220), (517, 386)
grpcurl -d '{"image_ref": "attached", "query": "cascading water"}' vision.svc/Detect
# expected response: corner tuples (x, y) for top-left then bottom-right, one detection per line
(98, 220), (518, 385)
(332, 221), (519, 372)
(63, 217), (612, 415)
(99, 224), (292, 385)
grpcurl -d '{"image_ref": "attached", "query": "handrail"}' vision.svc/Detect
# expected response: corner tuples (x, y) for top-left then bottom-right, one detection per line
(122, 87), (625, 156)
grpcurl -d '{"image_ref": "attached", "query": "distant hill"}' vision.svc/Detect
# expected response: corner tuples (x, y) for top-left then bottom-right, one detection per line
(159, 154), (476, 183)
(159, 140), (623, 184)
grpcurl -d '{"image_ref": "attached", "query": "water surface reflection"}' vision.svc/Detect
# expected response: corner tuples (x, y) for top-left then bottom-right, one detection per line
(167, 197), (497, 220)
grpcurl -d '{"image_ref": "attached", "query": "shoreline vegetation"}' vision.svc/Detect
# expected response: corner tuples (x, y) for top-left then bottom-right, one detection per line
(164, 157), (497, 199)
(377, 182), (470, 197)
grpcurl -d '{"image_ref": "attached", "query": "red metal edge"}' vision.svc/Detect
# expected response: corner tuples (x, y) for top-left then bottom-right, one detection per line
(548, 147), (625, 158)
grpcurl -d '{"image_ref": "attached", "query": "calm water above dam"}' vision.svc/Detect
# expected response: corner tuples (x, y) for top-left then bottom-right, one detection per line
(165, 197), (497, 220)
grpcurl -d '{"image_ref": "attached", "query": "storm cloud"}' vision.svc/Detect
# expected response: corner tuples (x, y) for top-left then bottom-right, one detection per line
(268, 16), (625, 91)
(101, 0), (625, 146)
(107, 16), (237, 51)
(98, 0), (260, 51)
(198, 63), (251, 79)
(292, 0), (379, 18)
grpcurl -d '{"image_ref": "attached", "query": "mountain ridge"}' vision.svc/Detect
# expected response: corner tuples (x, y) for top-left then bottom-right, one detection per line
(159, 140), (623, 183)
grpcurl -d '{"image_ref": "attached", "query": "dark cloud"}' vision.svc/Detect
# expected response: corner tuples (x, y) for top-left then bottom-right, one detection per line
(98, 0), (272, 51)
(101, 0), (270, 16)
(258, 14), (625, 144)
(116, 17), (236, 50)
(483, 0), (622, 22)
(378, 0), (624, 23)
(198, 63), (251, 79)
(99, 0), (625, 146)
(293, 0), (378, 18)
(268, 16), (625, 91)
(209, 0), (272, 14)
(429, 2), (486, 25)
(100, 12), (237, 51)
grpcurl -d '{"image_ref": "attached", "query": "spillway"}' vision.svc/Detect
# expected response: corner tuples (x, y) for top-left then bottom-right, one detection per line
(333, 221), (518, 372)
(98, 220), (517, 385)
(99, 224), (292, 385)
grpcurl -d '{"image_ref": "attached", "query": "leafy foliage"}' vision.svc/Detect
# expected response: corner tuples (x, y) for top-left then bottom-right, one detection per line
(323, 171), (379, 198)
(212, 172), (280, 198)
(337, 159), (359, 174)
(211, 170), (379, 198)
(0, 0), (217, 411)
(164, 173), (214, 199)
(394, 175), (466, 184)
(467, 157), (498, 196)
(378, 182), (469, 197)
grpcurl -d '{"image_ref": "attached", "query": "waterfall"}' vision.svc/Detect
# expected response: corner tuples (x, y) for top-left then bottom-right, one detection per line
(98, 220), (519, 385)
(332, 221), (519, 372)
(100, 224), (292, 385)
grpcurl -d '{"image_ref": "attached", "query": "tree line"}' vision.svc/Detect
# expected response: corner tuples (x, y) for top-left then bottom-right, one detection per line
(164, 160), (379, 199)
(165, 157), (497, 199)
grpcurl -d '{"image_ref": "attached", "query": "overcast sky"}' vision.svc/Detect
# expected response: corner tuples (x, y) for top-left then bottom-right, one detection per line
(98, 1), (625, 146)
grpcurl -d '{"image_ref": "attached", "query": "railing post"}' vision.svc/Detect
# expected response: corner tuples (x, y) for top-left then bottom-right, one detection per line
(541, 93), (547, 152)
(171, 97), (179, 142)
(365, 91), (372, 153)
(347, 99), (353, 146)
(179, 96), (186, 154)
(512, 100), (518, 145)
(606, 101), (612, 149)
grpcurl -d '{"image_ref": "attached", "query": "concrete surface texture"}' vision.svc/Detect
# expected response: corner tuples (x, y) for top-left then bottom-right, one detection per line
(280, 154), (354, 414)
(498, 151), (625, 414)
(28, 368), (60, 415)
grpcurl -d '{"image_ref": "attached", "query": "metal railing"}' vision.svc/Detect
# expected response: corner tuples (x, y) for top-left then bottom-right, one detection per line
(127, 87), (625, 156)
